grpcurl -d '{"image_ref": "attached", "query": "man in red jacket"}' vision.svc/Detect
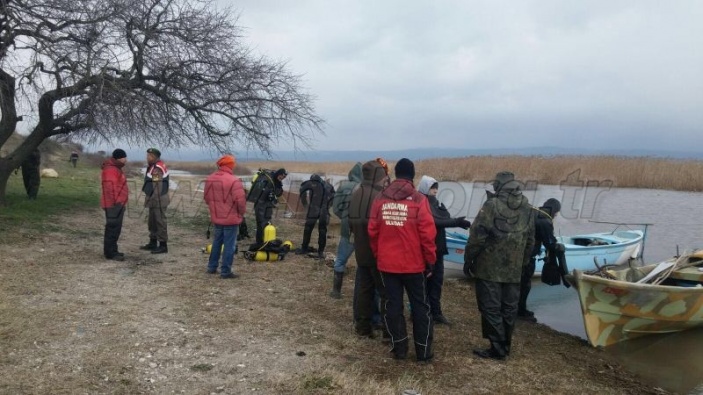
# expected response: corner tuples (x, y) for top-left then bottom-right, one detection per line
(369, 158), (437, 362)
(204, 155), (246, 279)
(101, 149), (129, 261)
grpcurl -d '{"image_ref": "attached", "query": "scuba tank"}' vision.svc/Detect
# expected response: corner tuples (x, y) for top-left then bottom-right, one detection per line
(264, 222), (276, 242)
(203, 244), (224, 254)
(254, 250), (279, 261)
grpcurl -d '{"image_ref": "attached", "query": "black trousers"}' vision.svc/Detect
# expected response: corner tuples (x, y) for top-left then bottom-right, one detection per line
(475, 279), (519, 351)
(426, 254), (445, 317)
(301, 211), (329, 253)
(380, 272), (433, 360)
(254, 203), (274, 244)
(104, 205), (125, 258)
(354, 265), (386, 335)
(22, 166), (40, 198)
(519, 257), (536, 313)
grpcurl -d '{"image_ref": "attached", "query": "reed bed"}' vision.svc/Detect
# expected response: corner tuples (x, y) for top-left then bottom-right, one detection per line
(241, 155), (703, 192)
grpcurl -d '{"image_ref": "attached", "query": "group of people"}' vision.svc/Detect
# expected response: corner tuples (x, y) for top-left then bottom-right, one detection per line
(100, 148), (171, 261)
(100, 149), (562, 362)
(326, 159), (561, 362)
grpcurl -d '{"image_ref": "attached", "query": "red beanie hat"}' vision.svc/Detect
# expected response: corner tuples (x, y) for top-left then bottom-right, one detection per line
(216, 155), (236, 169)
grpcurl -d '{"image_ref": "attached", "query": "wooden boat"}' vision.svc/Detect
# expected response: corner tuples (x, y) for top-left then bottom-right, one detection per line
(444, 230), (644, 278)
(572, 252), (703, 347)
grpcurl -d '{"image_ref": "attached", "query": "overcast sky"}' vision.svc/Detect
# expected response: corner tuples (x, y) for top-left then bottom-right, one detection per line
(223, 0), (703, 152)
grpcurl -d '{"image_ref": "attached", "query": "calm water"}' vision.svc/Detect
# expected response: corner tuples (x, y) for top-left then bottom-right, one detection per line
(439, 182), (703, 394)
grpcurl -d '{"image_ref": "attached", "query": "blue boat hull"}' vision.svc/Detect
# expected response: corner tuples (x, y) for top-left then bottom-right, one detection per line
(444, 230), (644, 278)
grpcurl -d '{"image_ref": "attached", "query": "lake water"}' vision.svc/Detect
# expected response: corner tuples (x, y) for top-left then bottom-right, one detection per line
(438, 182), (703, 394)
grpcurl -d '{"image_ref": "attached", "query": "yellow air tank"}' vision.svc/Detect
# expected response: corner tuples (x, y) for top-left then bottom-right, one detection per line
(264, 223), (276, 242)
(205, 244), (224, 254)
(254, 251), (278, 261)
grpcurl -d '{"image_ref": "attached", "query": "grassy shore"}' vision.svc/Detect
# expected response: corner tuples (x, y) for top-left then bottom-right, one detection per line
(234, 155), (703, 192)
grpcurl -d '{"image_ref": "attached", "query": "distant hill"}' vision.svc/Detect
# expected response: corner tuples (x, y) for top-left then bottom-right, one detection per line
(103, 146), (703, 163)
(241, 147), (703, 162)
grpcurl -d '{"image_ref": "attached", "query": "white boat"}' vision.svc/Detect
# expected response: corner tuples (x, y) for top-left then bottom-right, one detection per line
(444, 230), (644, 278)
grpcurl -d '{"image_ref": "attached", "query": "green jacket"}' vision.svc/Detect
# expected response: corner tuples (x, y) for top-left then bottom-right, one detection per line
(332, 162), (363, 238)
(464, 189), (535, 283)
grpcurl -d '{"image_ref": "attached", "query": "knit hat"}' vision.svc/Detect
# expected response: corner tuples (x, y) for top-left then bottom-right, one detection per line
(216, 155), (236, 169)
(112, 149), (127, 160)
(146, 147), (161, 158)
(394, 158), (415, 180)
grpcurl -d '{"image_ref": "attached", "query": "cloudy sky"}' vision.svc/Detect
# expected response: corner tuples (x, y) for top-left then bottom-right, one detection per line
(224, 0), (703, 153)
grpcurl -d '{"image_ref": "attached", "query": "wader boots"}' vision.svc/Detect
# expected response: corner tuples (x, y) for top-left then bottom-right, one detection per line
(330, 272), (343, 299)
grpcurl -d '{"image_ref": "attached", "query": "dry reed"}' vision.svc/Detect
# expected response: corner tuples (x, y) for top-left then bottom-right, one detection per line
(244, 155), (703, 192)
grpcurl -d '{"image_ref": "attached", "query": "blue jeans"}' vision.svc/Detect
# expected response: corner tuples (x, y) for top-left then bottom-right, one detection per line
(207, 224), (239, 276)
(333, 236), (355, 273)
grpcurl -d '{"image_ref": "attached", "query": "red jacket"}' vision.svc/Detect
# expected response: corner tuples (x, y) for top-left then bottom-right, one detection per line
(204, 167), (246, 225)
(101, 158), (129, 208)
(368, 179), (437, 273)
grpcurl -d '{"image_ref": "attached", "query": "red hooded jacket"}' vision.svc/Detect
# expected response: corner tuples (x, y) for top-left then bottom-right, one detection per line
(101, 158), (129, 208)
(204, 166), (246, 226)
(368, 179), (437, 273)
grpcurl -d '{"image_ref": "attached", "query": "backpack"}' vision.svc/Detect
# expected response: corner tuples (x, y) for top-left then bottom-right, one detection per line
(246, 169), (274, 203)
(332, 180), (357, 219)
(541, 250), (571, 288)
(541, 255), (562, 286)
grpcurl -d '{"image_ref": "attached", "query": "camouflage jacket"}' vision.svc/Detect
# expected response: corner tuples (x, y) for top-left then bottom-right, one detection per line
(464, 189), (535, 283)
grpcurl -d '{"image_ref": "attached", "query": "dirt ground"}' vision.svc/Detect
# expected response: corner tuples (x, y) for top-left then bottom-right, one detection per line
(0, 188), (670, 394)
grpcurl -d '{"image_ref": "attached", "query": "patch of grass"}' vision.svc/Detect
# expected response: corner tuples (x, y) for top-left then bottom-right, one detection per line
(189, 363), (214, 372)
(0, 167), (101, 241)
(302, 375), (336, 391)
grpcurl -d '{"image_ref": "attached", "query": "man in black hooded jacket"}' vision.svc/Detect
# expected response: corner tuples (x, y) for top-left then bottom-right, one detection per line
(297, 174), (335, 257)
(417, 175), (471, 325)
(519, 198), (561, 322)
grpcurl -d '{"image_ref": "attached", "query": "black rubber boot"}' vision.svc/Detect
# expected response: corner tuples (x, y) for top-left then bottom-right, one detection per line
(151, 241), (168, 254)
(473, 341), (507, 360)
(330, 272), (343, 299)
(140, 239), (158, 250)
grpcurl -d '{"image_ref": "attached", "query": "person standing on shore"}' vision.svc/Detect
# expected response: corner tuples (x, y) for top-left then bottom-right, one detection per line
(329, 162), (363, 299)
(70, 151), (79, 168)
(101, 149), (129, 261)
(464, 171), (535, 360)
(252, 168), (287, 244)
(519, 198), (561, 322)
(369, 158), (437, 362)
(204, 155), (246, 279)
(417, 175), (471, 325)
(296, 174), (335, 258)
(140, 148), (170, 254)
(349, 160), (388, 338)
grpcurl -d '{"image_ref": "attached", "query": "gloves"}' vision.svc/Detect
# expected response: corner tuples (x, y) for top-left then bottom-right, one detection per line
(463, 259), (477, 278)
(456, 216), (471, 229)
(424, 263), (434, 278)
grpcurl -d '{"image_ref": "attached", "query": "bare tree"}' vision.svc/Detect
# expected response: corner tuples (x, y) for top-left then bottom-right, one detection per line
(0, 0), (323, 203)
